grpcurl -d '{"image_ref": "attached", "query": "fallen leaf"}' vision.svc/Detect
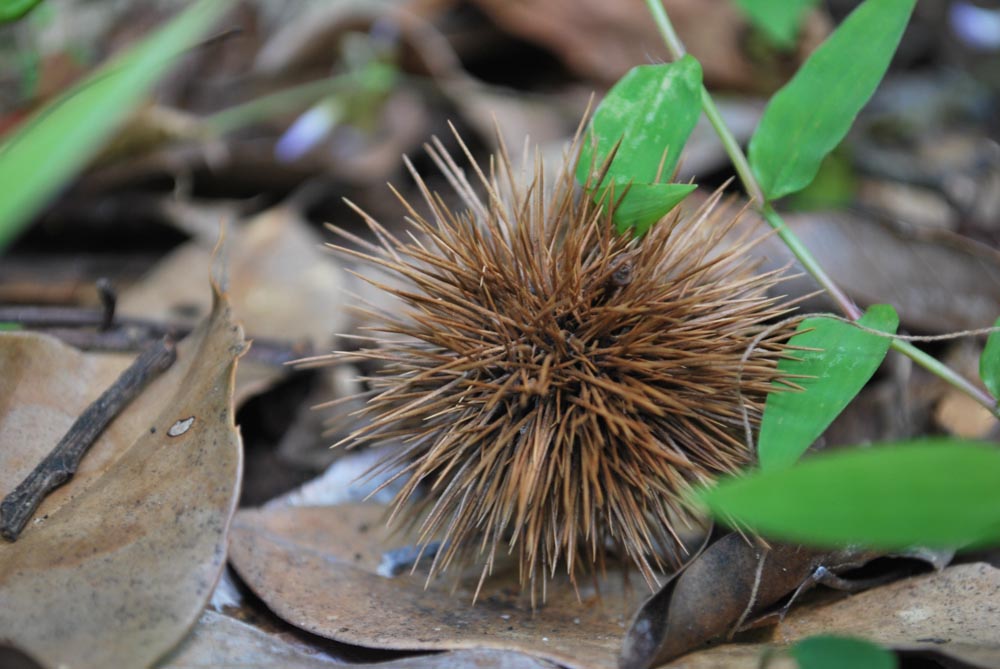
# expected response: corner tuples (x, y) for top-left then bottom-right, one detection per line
(155, 609), (345, 669)
(228, 503), (652, 669)
(775, 562), (1000, 668)
(118, 204), (349, 401)
(619, 533), (881, 669)
(467, 0), (829, 90)
(158, 609), (559, 669)
(772, 211), (1000, 331)
(0, 286), (245, 669)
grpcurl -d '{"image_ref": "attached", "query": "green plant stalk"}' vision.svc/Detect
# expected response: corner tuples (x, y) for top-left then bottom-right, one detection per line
(204, 75), (355, 134)
(645, 0), (999, 416)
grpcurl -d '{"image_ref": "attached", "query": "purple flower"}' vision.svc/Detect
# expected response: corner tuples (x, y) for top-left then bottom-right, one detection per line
(950, 1), (1000, 51)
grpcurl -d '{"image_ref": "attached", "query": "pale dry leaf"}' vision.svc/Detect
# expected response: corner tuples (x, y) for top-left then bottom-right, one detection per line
(158, 610), (559, 669)
(118, 204), (349, 401)
(699, 197), (1000, 332)
(120, 204), (348, 345)
(0, 288), (245, 669)
(155, 610), (344, 669)
(774, 562), (1000, 667)
(228, 504), (653, 669)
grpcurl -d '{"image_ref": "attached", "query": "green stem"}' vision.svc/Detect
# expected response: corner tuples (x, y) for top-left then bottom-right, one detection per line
(204, 74), (355, 134)
(645, 0), (999, 416)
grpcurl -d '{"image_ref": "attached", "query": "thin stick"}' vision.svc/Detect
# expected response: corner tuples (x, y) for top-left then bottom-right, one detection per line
(643, 0), (999, 417)
(0, 337), (177, 541)
(0, 305), (313, 365)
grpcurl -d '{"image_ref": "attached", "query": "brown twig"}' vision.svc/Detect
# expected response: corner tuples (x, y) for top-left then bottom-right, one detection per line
(0, 305), (314, 365)
(0, 337), (177, 541)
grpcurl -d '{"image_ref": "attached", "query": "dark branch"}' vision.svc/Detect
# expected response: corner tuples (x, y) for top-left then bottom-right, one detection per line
(0, 337), (177, 541)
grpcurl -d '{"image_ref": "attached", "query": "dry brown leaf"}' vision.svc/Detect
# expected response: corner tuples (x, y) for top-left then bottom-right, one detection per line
(118, 205), (349, 401)
(156, 610), (344, 669)
(158, 609), (559, 669)
(662, 643), (795, 669)
(728, 205), (1000, 332)
(120, 205), (347, 345)
(619, 533), (883, 669)
(773, 562), (1000, 667)
(0, 288), (245, 669)
(228, 504), (653, 669)
(467, 0), (829, 90)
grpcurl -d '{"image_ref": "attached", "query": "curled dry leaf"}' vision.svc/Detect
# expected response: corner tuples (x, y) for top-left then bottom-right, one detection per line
(619, 533), (881, 669)
(0, 287), (245, 669)
(228, 503), (655, 669)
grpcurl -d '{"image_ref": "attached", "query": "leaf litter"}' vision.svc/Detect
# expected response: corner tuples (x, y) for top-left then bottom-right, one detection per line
(0, 284), (245, 669)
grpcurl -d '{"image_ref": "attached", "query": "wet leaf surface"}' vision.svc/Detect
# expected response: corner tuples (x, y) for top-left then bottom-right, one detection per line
(0, 287), (244, 669)
(228, 503), (652, 669)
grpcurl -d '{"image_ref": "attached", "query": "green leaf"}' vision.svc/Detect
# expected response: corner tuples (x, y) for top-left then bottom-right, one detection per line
(733, 0), (819, 49)
(0, 0), (43, 22)
(787, 148), (857, 211)
(598, 182), (696, 236)
(748, 0), (916, 200)
(979, 316), (1000, 402)
(701, 439), (1000, 549)
(0, 0), (232, 250)
(577, 56), (702, 189)
(791, 636), (896, 669)
(758, 304), (898, 470)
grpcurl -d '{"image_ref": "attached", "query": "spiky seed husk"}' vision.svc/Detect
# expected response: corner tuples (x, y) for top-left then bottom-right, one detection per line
(320, 126), (795, 601)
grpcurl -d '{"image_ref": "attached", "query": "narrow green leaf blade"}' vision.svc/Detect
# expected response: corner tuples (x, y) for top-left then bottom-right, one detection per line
(791, 636), (896, 669)
(0, 0), (232, 249)
(577, 56), (702, 189)
(759, 304), (898, 470)
(701, 440), (1000, 549)
(733, 0), (819, 49)
(979, 316), (1000, 401)
(599, 182), (696, 236)
(0, 0), (43, 22)
(748, 0), (916, 200)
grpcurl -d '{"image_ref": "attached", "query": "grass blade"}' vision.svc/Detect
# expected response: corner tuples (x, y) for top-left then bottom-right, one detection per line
(0, 0), (232, 249)
(758, 305), (898, 471)
(748, 0), (916, 200)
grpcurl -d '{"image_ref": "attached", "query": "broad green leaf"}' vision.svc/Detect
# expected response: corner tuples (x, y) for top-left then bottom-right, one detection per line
(577, 56), (702, 189)
(791, 636), (896, 669)
(748, 0), (916, 200)
(979, 316), (1000, 402)
(734, 0), (819, 49)
(0, 0), (43, 22)
(0, 0), (232, 249)
(597, 182), (696, 236)
(758, 304), (898, 470)
(701, 439), (1000, 549)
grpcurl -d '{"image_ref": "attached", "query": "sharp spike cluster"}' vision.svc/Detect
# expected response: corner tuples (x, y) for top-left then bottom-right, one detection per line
(322, 125), (797, 604)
